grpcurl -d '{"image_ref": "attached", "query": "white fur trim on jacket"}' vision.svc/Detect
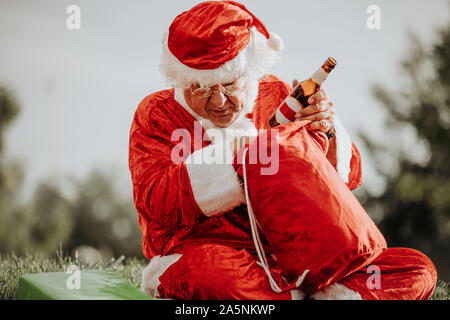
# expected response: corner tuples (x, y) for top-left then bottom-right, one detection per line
(141, 254), (183, 298)
(185, 140), (246, 216)
(310, 283), (362, 300)
(160, 28), (282, 88)
(290, 289), (306, 300)
(333, 115), (353, 184)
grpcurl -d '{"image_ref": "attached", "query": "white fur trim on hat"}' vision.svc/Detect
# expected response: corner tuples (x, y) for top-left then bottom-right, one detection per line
(141, 254), (183, 298)
(160, 28), (282, 88)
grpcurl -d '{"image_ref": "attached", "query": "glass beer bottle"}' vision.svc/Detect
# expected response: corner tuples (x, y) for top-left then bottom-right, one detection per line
(268, 57), (337, 128)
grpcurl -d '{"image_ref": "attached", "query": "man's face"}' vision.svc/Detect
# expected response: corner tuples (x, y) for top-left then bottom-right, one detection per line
(184, 81), (248, 128)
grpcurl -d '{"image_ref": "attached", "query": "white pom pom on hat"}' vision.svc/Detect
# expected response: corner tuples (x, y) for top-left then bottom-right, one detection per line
(268, 32), (284, 52)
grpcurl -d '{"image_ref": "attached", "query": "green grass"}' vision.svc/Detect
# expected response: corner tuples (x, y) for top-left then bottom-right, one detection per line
(1, 249), (449, 300)
(431, 280), (450, 300)
(0, 247), (147, 300)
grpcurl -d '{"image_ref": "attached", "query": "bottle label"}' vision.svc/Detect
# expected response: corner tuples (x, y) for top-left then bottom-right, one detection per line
(311, 67), (328, 86)
(276, 96), (303, 124)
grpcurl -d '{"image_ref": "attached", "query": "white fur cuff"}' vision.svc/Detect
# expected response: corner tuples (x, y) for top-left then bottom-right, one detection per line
(311, 283), (362, 300)
(141, 254), (183, 298)
(185, 141), (246, 216)
(290, 289), (306, 300)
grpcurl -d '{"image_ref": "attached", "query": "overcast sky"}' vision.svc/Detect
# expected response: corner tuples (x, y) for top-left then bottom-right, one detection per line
(0, 0), (449, 199)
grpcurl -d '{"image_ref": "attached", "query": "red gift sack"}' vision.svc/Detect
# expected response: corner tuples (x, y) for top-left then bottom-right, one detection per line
(237, 122), (387, 294)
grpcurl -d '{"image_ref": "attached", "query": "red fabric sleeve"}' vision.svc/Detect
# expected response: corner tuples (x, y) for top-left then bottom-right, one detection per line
(346, 142), (363, 190)
(129, 107), (204, 230)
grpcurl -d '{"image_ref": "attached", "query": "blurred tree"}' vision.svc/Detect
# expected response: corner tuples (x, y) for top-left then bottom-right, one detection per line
(0, 87), (28, 254)
(359, 25), (450, 280)
(27, 181), (73, 254)
(0, 87), (19, 153)
(0, 86), (143, 259)
(64, 169), (143, 260)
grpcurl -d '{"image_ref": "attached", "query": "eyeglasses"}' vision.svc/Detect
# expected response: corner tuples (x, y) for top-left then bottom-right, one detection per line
(191, 83), (244, 98)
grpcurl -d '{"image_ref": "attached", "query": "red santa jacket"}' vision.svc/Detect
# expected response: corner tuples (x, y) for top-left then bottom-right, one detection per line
(128, 75), (362, 260)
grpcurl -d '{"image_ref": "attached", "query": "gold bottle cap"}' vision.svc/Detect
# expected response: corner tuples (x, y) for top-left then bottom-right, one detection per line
(323, 57), (337, 73)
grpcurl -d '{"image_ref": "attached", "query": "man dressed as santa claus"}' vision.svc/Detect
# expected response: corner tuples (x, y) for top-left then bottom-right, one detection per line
(129, 1), (437, 300)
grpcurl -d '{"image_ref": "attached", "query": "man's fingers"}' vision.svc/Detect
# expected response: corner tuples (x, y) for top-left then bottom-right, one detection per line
(305, 119), (334, 133)
(307, 88), (328, 104)
(296, 110), (334, 122)
(296, 100), (334, 117)
(294, 89), (335, 133)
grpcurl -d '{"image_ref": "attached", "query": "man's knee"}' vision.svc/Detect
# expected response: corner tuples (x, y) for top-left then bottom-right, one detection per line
(155, 244), (257, 299)
(404, 248), (437, 293)
(155, 243), (292, 300)
(396, 248), (437, 281)
(386, 247), (438, 298)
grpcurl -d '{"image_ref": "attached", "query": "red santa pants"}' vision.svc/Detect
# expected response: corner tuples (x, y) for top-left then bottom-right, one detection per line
(156, 243), (437, 300)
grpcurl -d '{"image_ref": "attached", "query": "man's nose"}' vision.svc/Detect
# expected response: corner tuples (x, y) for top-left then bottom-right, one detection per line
(209, 91), (227, 108)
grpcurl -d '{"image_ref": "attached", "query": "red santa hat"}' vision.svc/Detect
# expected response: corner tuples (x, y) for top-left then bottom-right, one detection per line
(159, 1), (283, 88)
